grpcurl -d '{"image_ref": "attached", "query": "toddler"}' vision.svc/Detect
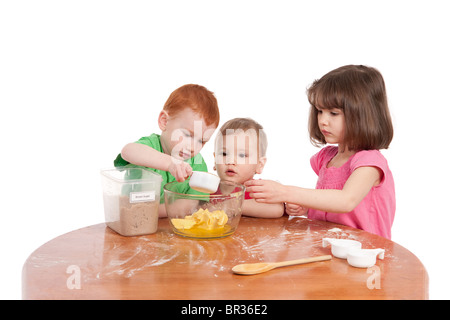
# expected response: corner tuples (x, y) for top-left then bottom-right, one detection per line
(214, 118), (284, 218)
(246, 65), (395, 238)
(114, 84), (220, 217)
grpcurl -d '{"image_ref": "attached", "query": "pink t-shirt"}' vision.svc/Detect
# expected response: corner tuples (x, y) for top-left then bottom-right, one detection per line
(308, 146), (395, 239)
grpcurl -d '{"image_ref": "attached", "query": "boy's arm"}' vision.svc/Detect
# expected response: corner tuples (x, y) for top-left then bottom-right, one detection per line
(121, 143), (192, 181)
(242, 199), (284, 218)
(121, 142), (171, 170)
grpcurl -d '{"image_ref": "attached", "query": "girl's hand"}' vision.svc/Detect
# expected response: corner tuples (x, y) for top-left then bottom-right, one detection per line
(244, 179), (286, 203)
(168, 160), (193, 182)
(285, 203), (308, 216)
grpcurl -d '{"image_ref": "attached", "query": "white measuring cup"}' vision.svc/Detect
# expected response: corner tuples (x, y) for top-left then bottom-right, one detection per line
(346, 248), (385, 268)
(189, 171), (221, 193)
(322, 238), (362, 259)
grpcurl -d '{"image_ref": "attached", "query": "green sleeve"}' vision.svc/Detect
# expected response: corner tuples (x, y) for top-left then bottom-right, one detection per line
(113, 153), (129, 167)
(134, 134), (164, 152)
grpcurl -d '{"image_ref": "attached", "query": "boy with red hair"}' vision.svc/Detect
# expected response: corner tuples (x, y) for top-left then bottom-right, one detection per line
(114, 84), (220, 217)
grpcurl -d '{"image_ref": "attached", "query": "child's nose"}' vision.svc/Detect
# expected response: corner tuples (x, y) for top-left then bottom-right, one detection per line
(189, 140), (201, 153)
(225, 155), (236, 165)
(319, 114), (328, 126)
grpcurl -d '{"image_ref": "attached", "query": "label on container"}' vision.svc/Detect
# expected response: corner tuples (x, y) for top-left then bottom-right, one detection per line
(129, 191), (156, 203)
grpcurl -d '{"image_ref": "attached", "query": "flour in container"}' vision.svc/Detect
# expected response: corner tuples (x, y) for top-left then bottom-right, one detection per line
(104, 195), (159, 236)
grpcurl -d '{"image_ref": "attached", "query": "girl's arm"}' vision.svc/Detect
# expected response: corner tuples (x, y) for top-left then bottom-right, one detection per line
(242, 199), (284, 218)
(121, 143), (192, 181)
(245, 166), (381, 213)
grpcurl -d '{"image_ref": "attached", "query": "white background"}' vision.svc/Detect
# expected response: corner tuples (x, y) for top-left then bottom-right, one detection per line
(1, 0), (449, 299)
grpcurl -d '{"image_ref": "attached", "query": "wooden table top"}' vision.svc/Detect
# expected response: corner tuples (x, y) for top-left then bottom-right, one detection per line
(22, 216), (428, 300)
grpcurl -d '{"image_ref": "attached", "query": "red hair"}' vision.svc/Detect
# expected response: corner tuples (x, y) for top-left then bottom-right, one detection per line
(163, 84), (220, 127)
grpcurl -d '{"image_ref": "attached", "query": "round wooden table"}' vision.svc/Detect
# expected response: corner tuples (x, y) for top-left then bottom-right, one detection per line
(22, 216), (428, 300)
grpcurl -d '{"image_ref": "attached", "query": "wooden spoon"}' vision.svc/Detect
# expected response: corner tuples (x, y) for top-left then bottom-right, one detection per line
(232, 255), (332, 275)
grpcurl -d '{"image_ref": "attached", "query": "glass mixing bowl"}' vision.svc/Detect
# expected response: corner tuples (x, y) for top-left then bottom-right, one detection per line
(163, 180), (245, 239)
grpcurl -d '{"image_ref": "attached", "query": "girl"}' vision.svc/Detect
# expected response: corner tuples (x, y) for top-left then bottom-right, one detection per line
(245, 65), (395, 238)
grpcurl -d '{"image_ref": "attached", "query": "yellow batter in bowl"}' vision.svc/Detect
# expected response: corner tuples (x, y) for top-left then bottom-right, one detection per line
(171, 208), (230, 237)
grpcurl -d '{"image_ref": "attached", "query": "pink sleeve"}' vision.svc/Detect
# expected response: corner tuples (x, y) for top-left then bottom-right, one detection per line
(350, 150), (389, 185)
(310, 146), (336, 175)
(310, 152), (321, 175)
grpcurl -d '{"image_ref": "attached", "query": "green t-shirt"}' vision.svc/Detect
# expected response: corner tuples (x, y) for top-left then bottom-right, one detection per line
(114, 133), (208, 202)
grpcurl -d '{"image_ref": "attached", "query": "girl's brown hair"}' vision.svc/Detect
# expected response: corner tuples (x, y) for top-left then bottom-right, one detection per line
(307, 65), (393, 151)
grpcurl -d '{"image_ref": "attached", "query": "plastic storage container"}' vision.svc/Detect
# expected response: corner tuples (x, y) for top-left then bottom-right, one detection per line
(101, 167), (162, 236)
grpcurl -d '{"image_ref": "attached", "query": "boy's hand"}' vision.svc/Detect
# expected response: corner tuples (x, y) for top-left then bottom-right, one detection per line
(285, 203), (308, 216)
(168, 159), (193, 182)
(244, 179), (286, 203)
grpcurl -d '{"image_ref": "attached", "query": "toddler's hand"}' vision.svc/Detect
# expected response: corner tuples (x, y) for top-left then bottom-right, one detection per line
(168, 159), (193, 182)
(285, 203), (308, 216)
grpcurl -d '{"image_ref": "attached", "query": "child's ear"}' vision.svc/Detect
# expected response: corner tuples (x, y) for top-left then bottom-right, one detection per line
(158, 110), (170, 131)
(255, 157), (267, 174)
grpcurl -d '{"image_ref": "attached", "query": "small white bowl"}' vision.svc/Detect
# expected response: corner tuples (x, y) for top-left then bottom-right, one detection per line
(346, 248), (385, 268)
(189, 171), (221, 194)
(322, 238), (362, 259)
